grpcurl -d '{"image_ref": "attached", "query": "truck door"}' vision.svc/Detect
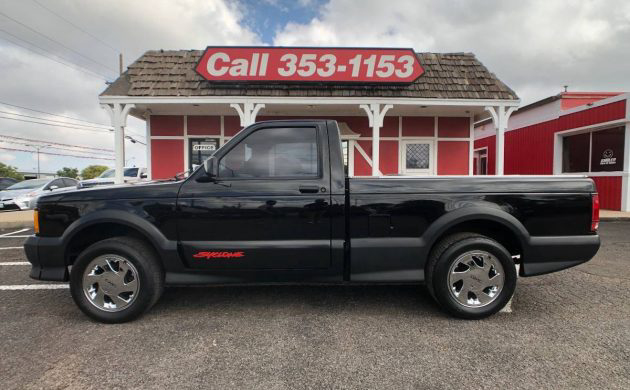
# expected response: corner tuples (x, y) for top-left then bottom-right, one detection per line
(177, 121), (332, 271)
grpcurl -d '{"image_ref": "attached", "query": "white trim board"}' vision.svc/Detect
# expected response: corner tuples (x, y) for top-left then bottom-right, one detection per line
(100, 95), (521, 108)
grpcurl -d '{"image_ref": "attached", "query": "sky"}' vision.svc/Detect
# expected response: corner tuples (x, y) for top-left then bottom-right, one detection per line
(0, 0), (629, 174)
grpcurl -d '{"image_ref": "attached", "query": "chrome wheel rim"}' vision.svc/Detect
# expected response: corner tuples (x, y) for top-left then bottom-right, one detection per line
(82, 254), (140, 312)
(447, 250), (504, 308)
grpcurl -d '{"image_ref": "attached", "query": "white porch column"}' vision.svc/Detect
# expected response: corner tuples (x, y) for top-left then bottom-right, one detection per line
(360, 103), (393, 176)
(230, 102), (265, 127)
(485, 105), (517, 175)
(101, 103), (135, 184)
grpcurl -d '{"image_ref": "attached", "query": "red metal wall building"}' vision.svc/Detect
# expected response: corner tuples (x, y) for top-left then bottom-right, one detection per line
(475, 96), (628, 210)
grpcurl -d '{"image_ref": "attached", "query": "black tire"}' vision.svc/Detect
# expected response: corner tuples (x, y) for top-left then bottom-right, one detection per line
(70, 237), (164, 323)
(426, 232), (516, 319)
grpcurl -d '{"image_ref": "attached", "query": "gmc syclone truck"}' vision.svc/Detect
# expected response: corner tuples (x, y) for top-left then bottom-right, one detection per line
(24, 120), (601, 323)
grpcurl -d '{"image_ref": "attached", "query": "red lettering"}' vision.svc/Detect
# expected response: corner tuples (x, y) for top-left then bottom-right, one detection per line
(193, 251), (245, 259)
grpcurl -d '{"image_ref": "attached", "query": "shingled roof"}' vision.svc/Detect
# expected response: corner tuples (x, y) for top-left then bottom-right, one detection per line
(101, 50), (518, 100)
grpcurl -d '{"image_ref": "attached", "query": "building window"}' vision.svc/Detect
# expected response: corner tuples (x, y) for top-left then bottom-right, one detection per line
(562, 127), (625, 173)
(219, 127), (319, 178)
(401, 140), (433, 174)
(562, 133), (590, 173)
(474, 149), (488, 175)
(189, 138), (218, 171)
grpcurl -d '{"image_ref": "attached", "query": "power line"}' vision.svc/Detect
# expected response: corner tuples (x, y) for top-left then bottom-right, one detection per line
(0, 110), (113, 131)
(0, 115), (112, 133)
(0, 116), (147, 144)
(0, 10), (118, 75)
(0, 101), (146, 139)
(125, 136), (146, 146)
(30, 0), (119, 53)
(0, 31), (109, 80)
(0, 100), (111, 127)
(0, 140), (113, 156)
(0, 146), (114, 160)
(0, 139), (112, 158)
(0, 134), (114, 153)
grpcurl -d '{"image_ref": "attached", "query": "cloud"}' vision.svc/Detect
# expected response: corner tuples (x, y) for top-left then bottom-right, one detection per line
(0, 0), (261, 172)
(0, 153), (17, 162)
(273, 0), (630, 104)
(1, 0), (628, 174)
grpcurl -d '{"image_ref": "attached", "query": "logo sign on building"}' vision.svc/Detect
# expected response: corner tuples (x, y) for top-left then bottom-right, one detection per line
(600, 149), (616, 165)
(195, 47), (424, 84)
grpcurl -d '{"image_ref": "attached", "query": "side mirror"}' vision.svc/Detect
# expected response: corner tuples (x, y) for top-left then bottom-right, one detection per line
(203, 156), (218, 178)
(49, 185), (59, 191)
(140, 173), (147, 179)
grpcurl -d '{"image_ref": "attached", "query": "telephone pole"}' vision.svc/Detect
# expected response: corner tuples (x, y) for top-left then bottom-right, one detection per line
(34, 144), (51, 178)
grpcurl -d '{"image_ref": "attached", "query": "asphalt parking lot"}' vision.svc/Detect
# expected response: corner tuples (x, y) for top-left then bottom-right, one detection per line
(0, 223), (628, 389)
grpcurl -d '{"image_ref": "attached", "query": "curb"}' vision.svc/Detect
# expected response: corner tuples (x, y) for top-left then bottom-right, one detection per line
(601, 217), (630, 222)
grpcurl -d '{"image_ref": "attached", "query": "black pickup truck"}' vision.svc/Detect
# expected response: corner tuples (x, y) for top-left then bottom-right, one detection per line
(25, 120), (600, 323)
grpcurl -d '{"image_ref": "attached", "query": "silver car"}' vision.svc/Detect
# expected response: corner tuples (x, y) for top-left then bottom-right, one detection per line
(78, 167), (147, 188)
(0, 177), (78, 211)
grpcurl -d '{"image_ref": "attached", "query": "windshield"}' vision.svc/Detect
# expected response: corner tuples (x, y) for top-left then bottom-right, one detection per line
(124, 168), (139, 177)
(98, 168), (138, 179)
(6, 179), (49, 190)
(99, 169), (115, 178)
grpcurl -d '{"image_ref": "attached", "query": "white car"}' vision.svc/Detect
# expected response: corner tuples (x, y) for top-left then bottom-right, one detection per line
(78, 167), (148, 188)
(0, 177), (78, 211)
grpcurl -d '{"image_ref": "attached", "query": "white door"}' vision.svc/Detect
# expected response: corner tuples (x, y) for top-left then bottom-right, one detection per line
(401, 140), (434, 175)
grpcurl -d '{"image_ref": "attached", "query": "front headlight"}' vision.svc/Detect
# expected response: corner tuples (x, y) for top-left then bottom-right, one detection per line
(15, 192), (36, 209)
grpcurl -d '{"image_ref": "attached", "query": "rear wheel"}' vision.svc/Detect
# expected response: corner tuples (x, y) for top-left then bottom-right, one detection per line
(426, 233), (516, 319)
(70, 237), (164, 323)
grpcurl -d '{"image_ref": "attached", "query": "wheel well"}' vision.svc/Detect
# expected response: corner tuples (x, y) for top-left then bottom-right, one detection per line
(65, 223), (156, 265)
(431, 219), (523, 259)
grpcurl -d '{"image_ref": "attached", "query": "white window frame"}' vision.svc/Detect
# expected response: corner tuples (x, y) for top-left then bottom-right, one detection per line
(400, 139), (435, 175)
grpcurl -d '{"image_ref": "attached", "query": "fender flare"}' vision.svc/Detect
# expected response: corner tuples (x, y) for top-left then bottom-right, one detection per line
(60, 209), (174, 254)
(421, 206), (531, 256)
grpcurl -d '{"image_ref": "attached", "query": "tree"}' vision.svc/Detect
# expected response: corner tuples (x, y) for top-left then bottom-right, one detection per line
(0, 162), (24, 180)
(56, 167), (79, 179)
(80, 165), (109, 179)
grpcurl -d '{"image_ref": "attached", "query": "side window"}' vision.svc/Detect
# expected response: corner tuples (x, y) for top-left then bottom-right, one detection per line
(62, 178), (77, 187)
(49, 179), (63, 189)
(219, 127), (319, 178)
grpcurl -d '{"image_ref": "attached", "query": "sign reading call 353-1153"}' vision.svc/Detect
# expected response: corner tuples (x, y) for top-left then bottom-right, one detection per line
(195, 47), (424, 84)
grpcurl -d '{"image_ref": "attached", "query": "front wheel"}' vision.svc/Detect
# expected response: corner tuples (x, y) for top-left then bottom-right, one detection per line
(426, 233), (517, 319)
(70, 237), (164, 323)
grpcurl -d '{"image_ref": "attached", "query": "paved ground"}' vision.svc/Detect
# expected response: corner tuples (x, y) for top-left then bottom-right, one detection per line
(0, 210), (33, 229)
(0, 223), (628, 389)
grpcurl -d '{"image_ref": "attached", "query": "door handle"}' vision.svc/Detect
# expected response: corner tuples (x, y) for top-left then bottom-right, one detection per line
(299, 185), (320, 193)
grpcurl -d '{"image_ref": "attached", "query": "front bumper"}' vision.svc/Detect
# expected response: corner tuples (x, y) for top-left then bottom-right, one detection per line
(0, 198), (31, 211)
(24, 235), (68, 281)
(521, 234), (600, 276)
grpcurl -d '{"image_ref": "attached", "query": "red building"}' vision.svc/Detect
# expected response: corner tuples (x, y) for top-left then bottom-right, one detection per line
(475, 92), (630, 210)
(99, 48), (518, 184)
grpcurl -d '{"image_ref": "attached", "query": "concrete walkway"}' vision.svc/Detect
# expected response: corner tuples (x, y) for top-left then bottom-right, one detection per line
(600, 209), (630, 220)
(0, 211), (34, 229)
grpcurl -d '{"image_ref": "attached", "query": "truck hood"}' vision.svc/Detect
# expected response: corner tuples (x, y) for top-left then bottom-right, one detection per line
(37, 180), (183, 204)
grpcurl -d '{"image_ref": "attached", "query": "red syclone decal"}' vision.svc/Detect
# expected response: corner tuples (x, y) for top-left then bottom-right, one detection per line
(193, 251), (245, 259)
